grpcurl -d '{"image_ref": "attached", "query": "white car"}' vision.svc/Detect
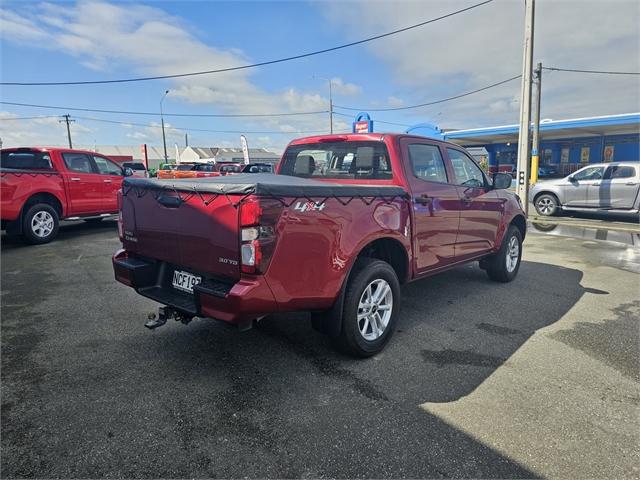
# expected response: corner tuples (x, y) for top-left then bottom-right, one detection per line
(529, 162), (640, 217)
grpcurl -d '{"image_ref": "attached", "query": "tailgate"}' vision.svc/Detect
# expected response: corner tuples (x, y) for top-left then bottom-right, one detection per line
(121, 186), (241, 281)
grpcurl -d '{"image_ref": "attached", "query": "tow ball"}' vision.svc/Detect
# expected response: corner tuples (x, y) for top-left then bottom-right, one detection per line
(145, 306), (193, 330)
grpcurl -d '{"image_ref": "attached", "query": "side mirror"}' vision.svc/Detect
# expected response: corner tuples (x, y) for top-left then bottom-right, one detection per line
(492, 172), (512, 189)
(123, 167), (134, 177)
(567, 175), (576, 182)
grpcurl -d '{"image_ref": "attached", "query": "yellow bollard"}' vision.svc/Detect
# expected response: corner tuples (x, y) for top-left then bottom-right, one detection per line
(530, 154), (539, 184)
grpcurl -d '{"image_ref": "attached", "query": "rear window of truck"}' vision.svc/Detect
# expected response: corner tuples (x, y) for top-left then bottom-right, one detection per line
(280, 141), (392, 180)
(1, 150), (53, 170)
(123, 162), (147, 171)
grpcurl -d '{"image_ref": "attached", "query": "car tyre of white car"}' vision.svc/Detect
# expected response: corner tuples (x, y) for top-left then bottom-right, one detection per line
(534, 193), (559, 216)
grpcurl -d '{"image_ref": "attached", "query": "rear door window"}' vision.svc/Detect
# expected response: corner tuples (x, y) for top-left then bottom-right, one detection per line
(280, 141), (392, 179)
(62, 153), (95, 174)
(604, 165), (636, 180)
(123, 162), (147, 171)
(1, 150), (53, 170)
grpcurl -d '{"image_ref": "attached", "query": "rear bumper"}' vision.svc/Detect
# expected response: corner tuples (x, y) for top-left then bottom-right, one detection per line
(112, 249), (279, 324)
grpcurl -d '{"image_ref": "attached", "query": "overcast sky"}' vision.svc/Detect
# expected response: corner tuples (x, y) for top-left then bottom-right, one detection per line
(1, 0), (638, 152)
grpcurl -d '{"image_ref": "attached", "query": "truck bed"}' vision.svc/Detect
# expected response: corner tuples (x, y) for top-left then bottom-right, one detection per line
(123, 173), (408, 199)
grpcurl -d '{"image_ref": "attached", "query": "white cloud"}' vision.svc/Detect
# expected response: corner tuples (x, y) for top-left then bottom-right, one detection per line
(0, 1), (339, 146)
(330, 77), (362, 96)
(387, 96), (405, 108)
(321, 0), (640, 128)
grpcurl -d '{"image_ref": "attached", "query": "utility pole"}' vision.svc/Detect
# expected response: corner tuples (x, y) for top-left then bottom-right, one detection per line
(59, 114), (75, 148)
(160, 90), (169, 161)
(515, 0), (535, 215)
(531, 62), (542, 185)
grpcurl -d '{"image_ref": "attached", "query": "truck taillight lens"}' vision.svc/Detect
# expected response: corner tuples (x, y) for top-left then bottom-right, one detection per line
(118, 212), (124, 241)
(239, 198), (278, 274)
(117, 190), (124, 241)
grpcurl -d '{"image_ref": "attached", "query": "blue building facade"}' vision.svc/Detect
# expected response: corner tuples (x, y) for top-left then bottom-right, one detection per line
(440, 113), (639, 175)
(359, 112), (639, 176)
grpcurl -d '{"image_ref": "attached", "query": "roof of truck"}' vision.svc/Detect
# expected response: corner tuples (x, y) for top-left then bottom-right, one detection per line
(287, 132), (455, 147)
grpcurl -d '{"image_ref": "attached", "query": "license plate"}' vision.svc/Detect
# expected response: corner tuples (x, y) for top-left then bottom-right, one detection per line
(172, 270), (201, 293)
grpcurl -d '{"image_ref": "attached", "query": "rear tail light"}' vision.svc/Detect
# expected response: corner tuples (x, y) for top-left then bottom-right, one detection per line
(239, 198), (279, 274)
(117, 190), (124, 241)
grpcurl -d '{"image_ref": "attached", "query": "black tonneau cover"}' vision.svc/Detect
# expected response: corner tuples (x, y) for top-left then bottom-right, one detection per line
(124, 173), (407, 198)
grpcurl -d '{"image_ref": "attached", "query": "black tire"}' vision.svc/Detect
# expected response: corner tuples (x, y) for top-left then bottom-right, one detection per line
(534, 193), (559, 216)
(22, 203), (59, 245)
(84, 218), (104, 223)
(334, 258), (400, 357)
(484, 225), (523, 283)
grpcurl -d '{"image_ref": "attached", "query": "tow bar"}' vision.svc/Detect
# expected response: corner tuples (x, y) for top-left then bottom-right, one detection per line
(145, 306), (193, 330)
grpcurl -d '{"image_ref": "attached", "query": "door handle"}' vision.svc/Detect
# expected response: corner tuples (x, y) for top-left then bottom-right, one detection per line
(415, 194), (432, 205)
(70, 177), (81, 181)
(592, 183), (601, 186)
(103, 179), (112, 183)
(461, 195), (473, 205)
(626, 182), (638, 186)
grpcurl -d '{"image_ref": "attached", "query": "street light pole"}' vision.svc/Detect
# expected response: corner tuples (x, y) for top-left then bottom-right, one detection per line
(160, 90), (169, 162)
(515, 0), (535, 215)
(313, 76), (334, 134)
(328, 79), (333, 134)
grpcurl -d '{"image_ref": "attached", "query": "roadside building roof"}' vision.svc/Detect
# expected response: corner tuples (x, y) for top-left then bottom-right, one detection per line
(443, 113), (640, 146)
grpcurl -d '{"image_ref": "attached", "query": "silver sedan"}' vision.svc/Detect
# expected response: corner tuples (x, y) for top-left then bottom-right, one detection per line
(529, 162), (640, 217)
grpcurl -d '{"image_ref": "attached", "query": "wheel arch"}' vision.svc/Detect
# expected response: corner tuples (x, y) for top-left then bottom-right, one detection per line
(354, 236), (410, 285)
(311, 235), (409, 338)
(510, 214), (527, 241)
(23, 192), (64, 218)
(533, 190), (560, 205)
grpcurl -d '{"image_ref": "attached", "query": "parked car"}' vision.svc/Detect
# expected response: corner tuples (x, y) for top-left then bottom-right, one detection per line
(530, 162), (640, 217)
(537, 165), (558, 177)
(157, 163), (178, 179)
(122, 162), (149, 178)
(1, 147), (132, 244)
(242, 163), (274, 173)
(172, 163), (222, 179)
(113, 133), (525, 357)
(217, 163), (242, 175)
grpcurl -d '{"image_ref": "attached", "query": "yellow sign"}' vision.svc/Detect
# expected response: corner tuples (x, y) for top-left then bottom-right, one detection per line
(603, 145), (614, 162)
(580, 147), (590, 163)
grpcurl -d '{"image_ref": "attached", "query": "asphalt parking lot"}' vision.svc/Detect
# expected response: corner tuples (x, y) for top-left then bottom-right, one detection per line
(2, 220), (639, 478)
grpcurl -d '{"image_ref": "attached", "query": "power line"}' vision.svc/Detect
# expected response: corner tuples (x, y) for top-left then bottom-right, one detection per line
(0, 116), (59, 121)
(0, 101), (327, 118)
(543, 66), (640, 75)
(0, 0), (494, 86)
(334, 74), (521, 112)
(72, 115), (324, 134)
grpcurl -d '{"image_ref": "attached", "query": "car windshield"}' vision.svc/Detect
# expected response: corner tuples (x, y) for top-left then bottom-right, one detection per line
(280, 141), (392, 179)
(176, 164), (196, 171)
(1, 150), (53, 170)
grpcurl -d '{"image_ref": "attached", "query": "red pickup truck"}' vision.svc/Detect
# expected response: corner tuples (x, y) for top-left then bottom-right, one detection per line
(1, 147), (132, 244)
(113, 133), (525, 356)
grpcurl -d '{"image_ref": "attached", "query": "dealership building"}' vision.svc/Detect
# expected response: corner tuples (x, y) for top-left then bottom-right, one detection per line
(439, 113), (640, 175)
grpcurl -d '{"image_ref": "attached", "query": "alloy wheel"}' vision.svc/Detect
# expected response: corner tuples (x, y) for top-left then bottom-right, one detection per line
(357, 279), (393, 341)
